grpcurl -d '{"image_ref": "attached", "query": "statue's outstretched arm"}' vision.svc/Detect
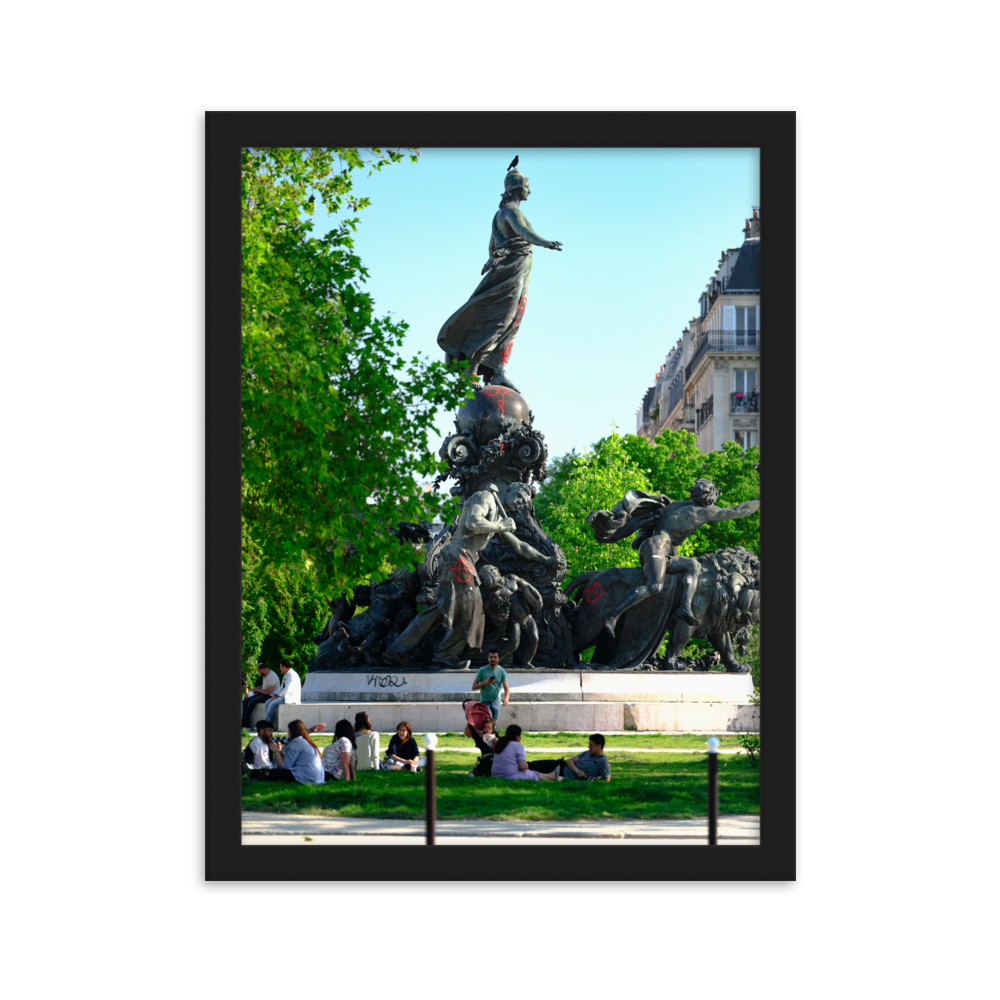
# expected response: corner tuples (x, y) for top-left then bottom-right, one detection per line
(700, 499), (760, 524)
(500, 532), (558, 566)
(504, 206), (562, 250)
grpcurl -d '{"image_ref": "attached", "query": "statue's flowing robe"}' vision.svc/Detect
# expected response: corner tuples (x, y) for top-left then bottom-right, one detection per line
(437, 219), (532, 374)
(434, 539), (486, 653)
(385, 538), (486, 659)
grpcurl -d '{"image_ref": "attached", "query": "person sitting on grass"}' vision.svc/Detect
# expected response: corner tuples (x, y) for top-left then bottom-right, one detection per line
(354, 711), (380, 771)
(322, 719), (357, 782)
(491, 724), (559, 782)
(245, 719), (327, 777)
(245, 719), (284, 771)
(381, 721), (420, 772)
(563, 733), (611, 782)
(274, 719), (326, 784)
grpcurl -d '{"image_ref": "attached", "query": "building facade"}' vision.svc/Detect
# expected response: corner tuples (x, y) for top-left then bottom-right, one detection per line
(636, 209), (761, 452)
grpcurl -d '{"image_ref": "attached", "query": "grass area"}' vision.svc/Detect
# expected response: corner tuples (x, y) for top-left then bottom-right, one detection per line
(242, 749), (759, 821)
(246, 730), (746, 752)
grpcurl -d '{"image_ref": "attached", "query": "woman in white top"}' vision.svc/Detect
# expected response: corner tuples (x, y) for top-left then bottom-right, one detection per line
(321, 719), (357, 781)
(354, 711), (380, 771)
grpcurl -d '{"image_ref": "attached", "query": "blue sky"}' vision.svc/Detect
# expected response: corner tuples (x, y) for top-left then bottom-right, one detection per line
(317, 147), (759, 464)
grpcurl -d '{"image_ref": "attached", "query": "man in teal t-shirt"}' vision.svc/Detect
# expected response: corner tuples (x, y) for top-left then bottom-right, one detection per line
(472, 649), (509, 722)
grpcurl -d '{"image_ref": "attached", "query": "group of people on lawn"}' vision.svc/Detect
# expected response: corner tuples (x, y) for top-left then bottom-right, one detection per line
(244, 711), (400, 784)
(241, 649), (611, 786)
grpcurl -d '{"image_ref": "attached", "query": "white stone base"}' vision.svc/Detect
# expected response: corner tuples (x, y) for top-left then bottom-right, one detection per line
(301, 669), (754, 703)
(274, 700), (758, 734)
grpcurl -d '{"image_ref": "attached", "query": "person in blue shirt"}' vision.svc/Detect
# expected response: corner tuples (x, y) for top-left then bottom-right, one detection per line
(272, 719), (326, 784)
(564, 734), (612, 782)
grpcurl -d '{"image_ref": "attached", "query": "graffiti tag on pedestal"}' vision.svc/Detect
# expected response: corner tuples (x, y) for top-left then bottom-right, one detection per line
(366, 674), (408, 688)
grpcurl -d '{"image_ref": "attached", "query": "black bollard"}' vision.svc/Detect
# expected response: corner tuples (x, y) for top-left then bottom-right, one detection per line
(424, 733), (437, 846)
(706, 736), (719, 846)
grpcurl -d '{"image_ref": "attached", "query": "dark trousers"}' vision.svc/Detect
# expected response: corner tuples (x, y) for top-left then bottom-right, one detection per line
(241, 693), (270, 728)
(246, 768), (297, 782)
(527, 758), (565, 775)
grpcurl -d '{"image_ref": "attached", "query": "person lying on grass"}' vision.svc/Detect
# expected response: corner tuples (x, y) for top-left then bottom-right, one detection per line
(563, 734), (611, 782)
(491, 724), (560, 782)
(322, 719), (357, 782)
(382, 721), (420, 772)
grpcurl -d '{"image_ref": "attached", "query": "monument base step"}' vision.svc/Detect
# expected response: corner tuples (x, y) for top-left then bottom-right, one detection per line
(301, 669), (754, 704)
(272, 700), (758, 734)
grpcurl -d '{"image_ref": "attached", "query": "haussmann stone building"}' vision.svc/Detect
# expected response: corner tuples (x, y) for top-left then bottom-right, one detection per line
(636, 209), (761, 453)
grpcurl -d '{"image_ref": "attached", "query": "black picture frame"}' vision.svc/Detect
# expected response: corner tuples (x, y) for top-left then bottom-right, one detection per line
(207, 111), (795, 881)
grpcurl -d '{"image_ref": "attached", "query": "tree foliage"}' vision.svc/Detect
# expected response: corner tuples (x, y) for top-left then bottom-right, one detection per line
(241, 147), (472, 598)
(537, 430), (653, 577)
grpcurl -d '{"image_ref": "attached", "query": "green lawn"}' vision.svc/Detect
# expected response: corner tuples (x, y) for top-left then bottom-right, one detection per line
(242, 748), (759, 821)
(249, 730), (746, 752)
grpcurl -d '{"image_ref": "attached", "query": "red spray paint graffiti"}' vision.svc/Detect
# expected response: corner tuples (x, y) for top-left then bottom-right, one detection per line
(447, 557), (474, 584)
(513, 296), (527, 329)
(483, 384), (511, 413)
(583, 580), (604, 604)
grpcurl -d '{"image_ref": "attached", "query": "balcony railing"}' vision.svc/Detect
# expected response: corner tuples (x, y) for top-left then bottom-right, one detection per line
(696, 395), (714, 432)
(686, 330), (761, 383)
(731, 391), (760, 414)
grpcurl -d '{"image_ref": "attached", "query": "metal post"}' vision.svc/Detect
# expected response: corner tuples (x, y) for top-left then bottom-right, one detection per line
(706, 736), (719, 846)
(424, 732), (438, 846)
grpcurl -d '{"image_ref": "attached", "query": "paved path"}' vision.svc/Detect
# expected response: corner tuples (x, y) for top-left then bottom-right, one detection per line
(241, 812), (759, 846)
(434, 746), (746, 754)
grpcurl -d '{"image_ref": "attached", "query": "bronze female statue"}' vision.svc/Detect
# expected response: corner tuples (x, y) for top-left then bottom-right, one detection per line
(437, 159), (563, 392)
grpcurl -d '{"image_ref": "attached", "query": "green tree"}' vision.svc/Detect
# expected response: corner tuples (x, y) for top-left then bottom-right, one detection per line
(532, 448), (580, 525)
(242, 147), (472, 597)
(241, 596), (268, 680)
(539, 430), (653, 577)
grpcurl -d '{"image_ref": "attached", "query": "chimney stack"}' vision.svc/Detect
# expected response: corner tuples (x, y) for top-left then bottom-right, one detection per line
(744, 207), (761, 240)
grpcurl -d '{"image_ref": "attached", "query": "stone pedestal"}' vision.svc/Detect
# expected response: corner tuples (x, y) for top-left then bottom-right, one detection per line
(281, 669), (758, 733)
(302, 669), (752, 703)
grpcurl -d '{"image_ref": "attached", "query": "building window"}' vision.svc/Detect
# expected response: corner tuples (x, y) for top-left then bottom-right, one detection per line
(734, 369), (757, 394)
(734, 429), (757, 451)
(735, 306), (757, 346)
